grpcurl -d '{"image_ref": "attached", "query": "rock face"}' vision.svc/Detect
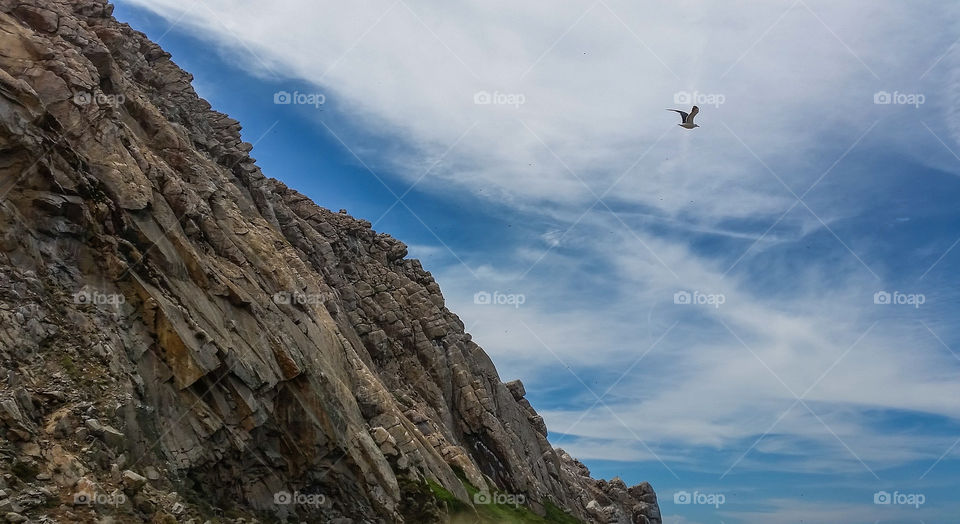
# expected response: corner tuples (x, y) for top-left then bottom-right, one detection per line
(0, 0), (662, 522)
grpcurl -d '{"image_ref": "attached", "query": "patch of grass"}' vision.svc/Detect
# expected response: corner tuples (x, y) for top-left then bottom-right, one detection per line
(398, 477), (448, 523)
(543, 501), (583, 524)
(426, 478), (474, 515)
(474, 500), (545, 523)
(399, 463), (585, 523)
(59, 355), (80, 379)
(437, 468), (584, 524)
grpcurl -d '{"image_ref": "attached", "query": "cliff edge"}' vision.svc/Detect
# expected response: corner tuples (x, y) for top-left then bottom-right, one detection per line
(0, 0), (661, 522)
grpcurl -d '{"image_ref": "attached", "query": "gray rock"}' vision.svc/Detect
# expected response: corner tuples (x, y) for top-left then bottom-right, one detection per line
(84, 419), (125, 449)
(143, 466), (160, 481)
(505, 379), (526, 400)
(121, 470), (147, 493)
(0, 1), (661, 522)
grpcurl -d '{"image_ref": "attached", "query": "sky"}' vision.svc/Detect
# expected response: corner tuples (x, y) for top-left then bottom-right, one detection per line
(112, 1), (960, 522)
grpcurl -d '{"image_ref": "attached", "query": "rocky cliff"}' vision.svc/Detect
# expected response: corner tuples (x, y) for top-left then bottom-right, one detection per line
(0, 1), (661, 522)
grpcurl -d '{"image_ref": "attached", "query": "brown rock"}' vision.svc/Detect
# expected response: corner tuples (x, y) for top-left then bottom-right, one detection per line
(0, 1), (661, 522)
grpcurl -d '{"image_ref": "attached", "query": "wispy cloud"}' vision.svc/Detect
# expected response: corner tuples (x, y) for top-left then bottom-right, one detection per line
(117, 0), (960, 520)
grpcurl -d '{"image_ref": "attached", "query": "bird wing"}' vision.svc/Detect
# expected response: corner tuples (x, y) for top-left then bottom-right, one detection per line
(666, 109), (689, 123)
(686, 105), (699, 124)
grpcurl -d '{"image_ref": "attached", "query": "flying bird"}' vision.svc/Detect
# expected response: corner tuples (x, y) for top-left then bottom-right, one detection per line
(667, 105), (699, 129)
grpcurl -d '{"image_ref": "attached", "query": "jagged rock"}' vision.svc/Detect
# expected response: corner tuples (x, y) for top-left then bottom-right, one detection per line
(121, 470), (146, 493)
(143, 467), (160, 481)
(4, 512), (26, 523)
(12, 5), (57, 32)
(506, 379), (526, 400)
(83, 419), (124, 449)
(0, 0), (660, 523)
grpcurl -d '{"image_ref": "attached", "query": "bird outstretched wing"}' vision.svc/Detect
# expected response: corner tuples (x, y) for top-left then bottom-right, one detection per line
(686, 105), (699, 124)
(666, 109), (689, 123)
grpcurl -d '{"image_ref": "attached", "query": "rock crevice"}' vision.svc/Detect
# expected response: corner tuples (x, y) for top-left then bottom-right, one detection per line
(0, 0), (661, 522)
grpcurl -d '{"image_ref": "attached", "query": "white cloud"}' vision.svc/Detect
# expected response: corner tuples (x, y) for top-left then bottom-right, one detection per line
(118, 0), (960, 486)
(405, 243), (447, 260)
(436, 216), (960, 474)
(719, 497), (930, 524)
(122, 0), (960, 224)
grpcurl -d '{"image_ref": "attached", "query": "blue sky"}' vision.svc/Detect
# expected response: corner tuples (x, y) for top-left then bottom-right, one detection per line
(113, 1), (960, 522)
